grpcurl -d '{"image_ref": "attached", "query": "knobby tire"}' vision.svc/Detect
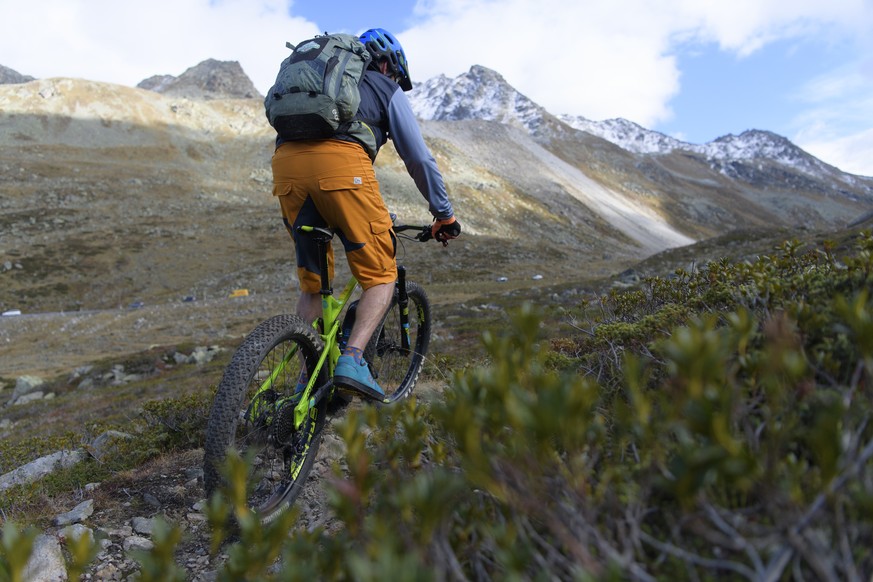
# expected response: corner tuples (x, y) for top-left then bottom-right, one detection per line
(203, 314), (326, 523)
(364, 281), (431, 403)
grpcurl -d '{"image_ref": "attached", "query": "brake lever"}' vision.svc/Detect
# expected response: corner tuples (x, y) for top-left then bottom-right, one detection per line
(412, 226), (450, 246)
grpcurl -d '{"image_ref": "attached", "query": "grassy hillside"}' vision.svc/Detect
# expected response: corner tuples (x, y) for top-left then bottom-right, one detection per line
(2, 223), (872, 579)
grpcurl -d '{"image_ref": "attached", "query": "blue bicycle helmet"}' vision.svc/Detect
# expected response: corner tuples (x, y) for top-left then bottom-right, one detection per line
(359, 28), (412, 91)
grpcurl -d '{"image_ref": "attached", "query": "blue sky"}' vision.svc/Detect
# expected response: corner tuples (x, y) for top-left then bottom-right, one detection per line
(1, 0), (872, 176)
(661, 37), (844, 143)
(289, 0), (417, 38)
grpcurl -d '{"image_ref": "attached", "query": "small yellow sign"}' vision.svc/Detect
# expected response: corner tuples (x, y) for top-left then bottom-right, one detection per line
(229, 289), (249, 298)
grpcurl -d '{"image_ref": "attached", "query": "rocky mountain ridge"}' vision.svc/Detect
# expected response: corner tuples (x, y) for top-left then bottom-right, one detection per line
(559, 114), (865, 188)
(1, 60), (261, 101)
(0, 64), (34, 85)
(409, 65), (871, 190)
(136, 59), (261, 101)
(5, 59), (869, 186)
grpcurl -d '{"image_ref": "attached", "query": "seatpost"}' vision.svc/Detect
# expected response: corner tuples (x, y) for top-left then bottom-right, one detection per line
(298, 225), (334, 296)
(316, 235), (332, 296)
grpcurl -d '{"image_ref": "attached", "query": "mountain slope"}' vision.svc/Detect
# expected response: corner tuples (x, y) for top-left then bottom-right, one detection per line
(137, 59), (262, 100)
(410, 66), (873, 240)
(2, 63), (873, 323)
(0, 64), (34, 85)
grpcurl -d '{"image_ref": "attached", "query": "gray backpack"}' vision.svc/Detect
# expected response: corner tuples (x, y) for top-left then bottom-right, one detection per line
(264, 33), (378, 159)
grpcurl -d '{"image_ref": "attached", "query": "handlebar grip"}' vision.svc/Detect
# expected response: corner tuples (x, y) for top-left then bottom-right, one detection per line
(436, 221), (461, 239)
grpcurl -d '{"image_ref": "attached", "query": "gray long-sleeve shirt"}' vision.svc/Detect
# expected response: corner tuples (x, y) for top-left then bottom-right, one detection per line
(351, 71), (454, 220)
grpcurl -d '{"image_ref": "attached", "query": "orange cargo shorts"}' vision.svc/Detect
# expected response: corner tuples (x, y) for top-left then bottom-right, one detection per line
(271, 139), (397, 293)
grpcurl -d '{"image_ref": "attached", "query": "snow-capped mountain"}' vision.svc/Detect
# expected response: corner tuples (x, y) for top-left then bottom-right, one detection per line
(558, 114), (844, 183)
(410, 65), (547, 133)
(556, 115), (685, 155)
(408, 64), (873, 233)
(410, 66), (864, 185)
(695, 130), (852, 184)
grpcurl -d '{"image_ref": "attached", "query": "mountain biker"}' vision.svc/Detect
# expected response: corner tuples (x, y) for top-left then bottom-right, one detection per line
(271, 27), (461, 400)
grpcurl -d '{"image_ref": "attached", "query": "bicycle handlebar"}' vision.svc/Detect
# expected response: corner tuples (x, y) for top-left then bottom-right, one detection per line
(300, 219), (442, 245)
(393, 223), (434, 242)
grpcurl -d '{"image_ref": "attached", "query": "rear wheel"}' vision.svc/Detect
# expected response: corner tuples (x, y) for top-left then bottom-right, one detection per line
(365, 281), (431, 403)
(203, 314), (326, 522)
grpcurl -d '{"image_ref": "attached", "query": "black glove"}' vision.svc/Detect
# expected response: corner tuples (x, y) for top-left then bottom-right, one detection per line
(432, 217), (461, 245)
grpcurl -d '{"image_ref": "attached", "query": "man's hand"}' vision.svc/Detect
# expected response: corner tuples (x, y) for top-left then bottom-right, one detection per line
(432, 216), (461, 245)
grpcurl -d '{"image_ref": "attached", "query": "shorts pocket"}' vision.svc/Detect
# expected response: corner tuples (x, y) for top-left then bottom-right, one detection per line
(319, 176), (363, 192)
(369, 213), (393, 235)
(272, 182), (296, 197)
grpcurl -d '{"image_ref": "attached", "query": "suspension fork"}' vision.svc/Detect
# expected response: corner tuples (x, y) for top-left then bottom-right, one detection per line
(397, 266), (411, 354)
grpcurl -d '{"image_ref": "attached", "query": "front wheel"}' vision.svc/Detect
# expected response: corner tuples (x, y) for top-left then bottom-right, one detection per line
(365, 281), (431, 403)
(203, 314), (326, 522)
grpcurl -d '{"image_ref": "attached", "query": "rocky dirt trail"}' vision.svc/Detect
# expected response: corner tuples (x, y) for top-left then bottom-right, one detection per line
(1, 277), (462, 580)
(21, 435), (336, 580)
(79, 429), (345, 580)
(17, 377), (448, 581)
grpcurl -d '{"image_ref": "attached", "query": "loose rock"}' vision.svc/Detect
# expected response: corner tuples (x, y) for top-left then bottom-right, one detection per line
(55, 499), (95, 526)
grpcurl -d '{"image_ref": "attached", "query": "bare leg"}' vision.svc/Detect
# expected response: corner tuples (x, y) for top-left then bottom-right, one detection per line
(345, 282), (394, 352)
(292, 292), (323, 383)
(296, 292), (321, 324)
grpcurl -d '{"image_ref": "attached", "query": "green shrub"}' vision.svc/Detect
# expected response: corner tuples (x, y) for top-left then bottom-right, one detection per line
(138, 389), (213, 452)
(0, 522), (39, 582)
(6, 232), (873, 580)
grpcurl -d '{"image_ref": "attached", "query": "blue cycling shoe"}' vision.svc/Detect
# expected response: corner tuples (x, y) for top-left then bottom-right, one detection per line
(334, 355), (385, 401)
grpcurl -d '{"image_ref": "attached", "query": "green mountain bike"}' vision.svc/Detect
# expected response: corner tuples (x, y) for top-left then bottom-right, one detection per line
(203, 219), (434, 521)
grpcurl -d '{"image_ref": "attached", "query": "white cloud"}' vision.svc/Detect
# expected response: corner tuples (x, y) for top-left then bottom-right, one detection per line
(1, 0), (872, 173)
(0, 0), (318, 92)
(791, 60), (873, 176)
(674, 0), (868, 55)
(798, 128), (873, 177)
(399, 0), (871, 126)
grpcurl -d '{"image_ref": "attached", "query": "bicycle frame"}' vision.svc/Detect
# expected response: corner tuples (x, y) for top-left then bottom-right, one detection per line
(245, 226), (358, 431)
(249, 222), (428, 429)
(292, 273), (358, 427)
(291, 225), (360, 427)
